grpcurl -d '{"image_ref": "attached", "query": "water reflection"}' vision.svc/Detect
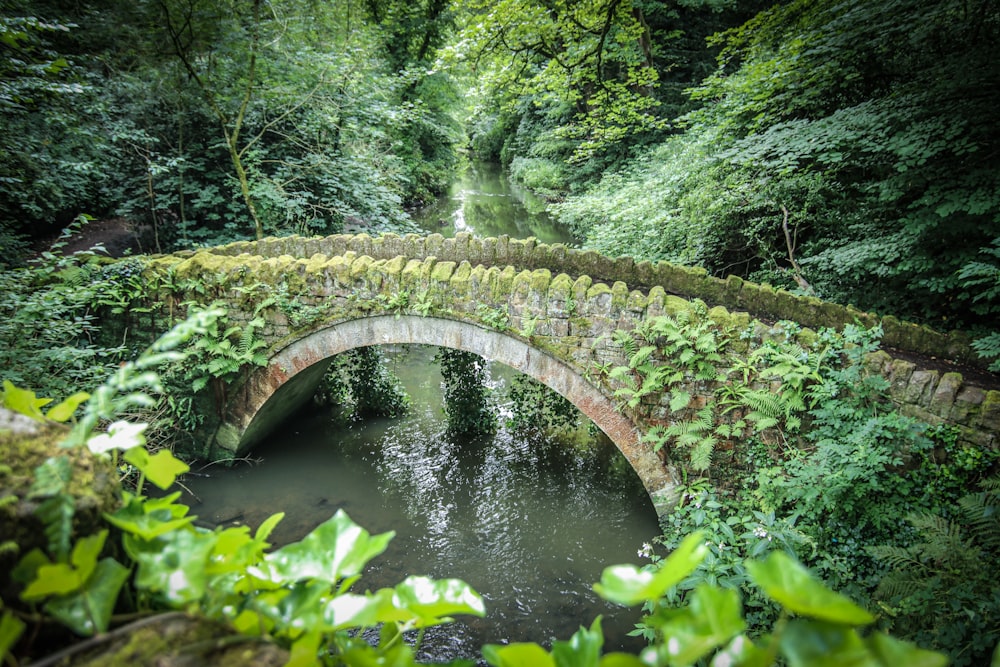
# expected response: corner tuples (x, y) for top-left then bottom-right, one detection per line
(411, 162), (577, 245)
(179, 346), (658, 662)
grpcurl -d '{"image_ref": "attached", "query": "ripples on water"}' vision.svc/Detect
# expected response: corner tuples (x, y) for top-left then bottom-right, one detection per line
(179, 346), (660, 663)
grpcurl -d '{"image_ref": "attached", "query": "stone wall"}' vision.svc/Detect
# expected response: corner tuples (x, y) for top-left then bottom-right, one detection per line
(147, 236), (999, 474)
(200, 232), (982, 367)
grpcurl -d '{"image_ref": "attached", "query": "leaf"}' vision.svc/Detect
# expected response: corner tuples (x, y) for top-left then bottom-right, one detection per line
(44, 558), (129, 636)
(391, 576), (486, 626)
(777, 619), (871, 667)
(1, 381), (52, 421)
(483, 643), (556, 667)
(46, 392), (90, 423)
(865, 632), (947, 667)
(255, 512), (285, 544)
(746, 551), (874, 625)
(123, 446), (189, 489)
(133, 528), (216, 605)
(670, 391), (692, 412)
(551, 617), (603, 667)
(649, 584), (746, 665)
(594, 532), (708, 606)
(252, 510), (394, 586)
(0, 611), (26, 661)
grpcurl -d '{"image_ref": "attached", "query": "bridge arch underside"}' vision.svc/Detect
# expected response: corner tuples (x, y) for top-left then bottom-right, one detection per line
(216, 315), (678, 516)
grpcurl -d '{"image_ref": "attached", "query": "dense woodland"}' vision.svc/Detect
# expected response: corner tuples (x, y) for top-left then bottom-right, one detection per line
(2, 0), (1000, 665)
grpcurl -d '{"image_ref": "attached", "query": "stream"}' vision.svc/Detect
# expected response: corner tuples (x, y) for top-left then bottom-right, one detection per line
(177, 165), (661, 662)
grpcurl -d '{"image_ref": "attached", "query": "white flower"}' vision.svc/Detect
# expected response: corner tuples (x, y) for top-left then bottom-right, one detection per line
(87, 420), (148, 454)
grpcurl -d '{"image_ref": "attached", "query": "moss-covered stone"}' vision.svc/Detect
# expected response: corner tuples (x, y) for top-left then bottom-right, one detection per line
(0, 408), (120, 602)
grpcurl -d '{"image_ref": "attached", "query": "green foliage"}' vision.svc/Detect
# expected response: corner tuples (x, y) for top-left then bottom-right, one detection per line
(505, 375), (579, 437)
(436, 348), (497, 437)
(868, 478), (1000, 666)
(492, 533), (946, 667)
(0, 231), (134, 401)
(3, 317), (485, 665)
(321, 347), (411, 420)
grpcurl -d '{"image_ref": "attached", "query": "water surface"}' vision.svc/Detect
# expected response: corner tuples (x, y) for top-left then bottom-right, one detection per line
(181, 346), (660, 662)
(411, 162), (576, 245)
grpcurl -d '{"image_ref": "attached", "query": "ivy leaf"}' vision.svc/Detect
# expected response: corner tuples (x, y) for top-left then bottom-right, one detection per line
(746, 551), (874, 625)
(44, 558), (129, 636)
(646, 584), (746, 665)
(1, 380), (52, 421)
(133, 528), (216, 605)
(483, 642), (556, 667)
(123, 446), (189, 489)
(105, 492), (193, 541)
(777, 619), (871, 667)
(551, 617), (603, 667)
(865, 632), (948, 667)
(0, 612), (26, 660)
(594, 532), (708, 606)
(391, 576), (486, 627)
(252, 510), (394, 586)
(46, 392), (90, 423)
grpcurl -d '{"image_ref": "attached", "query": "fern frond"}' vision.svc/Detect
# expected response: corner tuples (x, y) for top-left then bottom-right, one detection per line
(957, 492), (1000, 552)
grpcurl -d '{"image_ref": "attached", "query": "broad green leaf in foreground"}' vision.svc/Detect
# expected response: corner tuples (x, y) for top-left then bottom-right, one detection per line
(124, 445), (189, 490)
(483, 642), (556, 667)
(746, 551), (875, 625)
(550, 617), (603, 667)
(44, 558), (129, 636)
(252, 510), (394, 585)
(644, 584), (745, 665)
(594, 531), (708, 606)
(391, 576), (486, 626)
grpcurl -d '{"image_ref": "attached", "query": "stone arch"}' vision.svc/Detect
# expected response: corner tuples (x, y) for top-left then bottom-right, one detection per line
(214, 315), (678, 515)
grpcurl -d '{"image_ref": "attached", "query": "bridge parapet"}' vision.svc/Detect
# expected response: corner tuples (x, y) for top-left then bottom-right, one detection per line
(197, 232), (982, 367)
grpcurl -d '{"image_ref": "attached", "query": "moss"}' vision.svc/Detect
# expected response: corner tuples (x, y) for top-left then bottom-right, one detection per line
(430, 261), (456, 283)
(549, 273), (574, 300)
(530, 268), (552, 293)
(585, 282), (612, 301)
(610, 281), (629, 310)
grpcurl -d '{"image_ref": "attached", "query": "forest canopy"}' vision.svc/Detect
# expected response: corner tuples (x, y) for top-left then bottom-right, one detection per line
(1, 0), (998, 351)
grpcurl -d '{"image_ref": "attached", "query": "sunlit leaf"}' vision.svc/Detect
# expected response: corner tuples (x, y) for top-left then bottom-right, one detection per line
(391, 576), (486, 626)
(746, 551), (874, 625)
(594, 532), (708, 606)
(124, 446), (189, 489)
(709, 634), (771, 667)
(1, 381), (52, 421)
(253, 510), (394, 585)
(133, 528), (216, 605)
(255, 512), (285, 544)
(46, 392), (90, 423)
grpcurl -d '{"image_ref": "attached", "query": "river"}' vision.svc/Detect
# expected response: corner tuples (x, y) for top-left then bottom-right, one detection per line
(177, 164), (661, 662)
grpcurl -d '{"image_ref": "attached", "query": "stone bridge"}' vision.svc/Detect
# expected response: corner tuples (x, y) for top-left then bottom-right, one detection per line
(142, 232), (1000, 518)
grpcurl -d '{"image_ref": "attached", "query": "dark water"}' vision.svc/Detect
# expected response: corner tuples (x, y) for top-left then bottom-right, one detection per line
(180, 346), (660, 662)
(411, 162), (577, 245)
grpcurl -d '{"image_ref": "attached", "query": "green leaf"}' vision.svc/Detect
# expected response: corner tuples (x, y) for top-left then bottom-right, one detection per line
(778, 619), (872, 667)
(594, 532), (708, 606)
(709, 635), (771, 667)
(0, 611), (26, 661)
(253, 510), (394, 586)
(133, 528), (216, 605)
(255, 512), (285, 544)
(123, 446), (189, 489)
(44, 558), (129, 636)
(597, 655), (645, 667)
(391, 576), (486, 626)
(1, 381), (52, 421)
(746, 551), (875, 625)
(105, 493), (194, 541)
(551, 617), (603, 667)
(46, 392), (90, 423)
(649, 584), (746, 665)
(670, 391), (692, 412)
(865, 632), (948, 667)
(483, 643), (556, 667)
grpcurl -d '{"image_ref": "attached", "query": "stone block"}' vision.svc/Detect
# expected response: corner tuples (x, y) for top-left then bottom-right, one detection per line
(949, 385), (986, 425)
(887, 358), (916, 398)
(980, 390), (1000, 432)
(929, 372), (963, 417)
(904, 370), (939, 406)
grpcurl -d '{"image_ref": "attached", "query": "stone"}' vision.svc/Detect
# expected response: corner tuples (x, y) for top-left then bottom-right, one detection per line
(929, 372), (964, 417)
